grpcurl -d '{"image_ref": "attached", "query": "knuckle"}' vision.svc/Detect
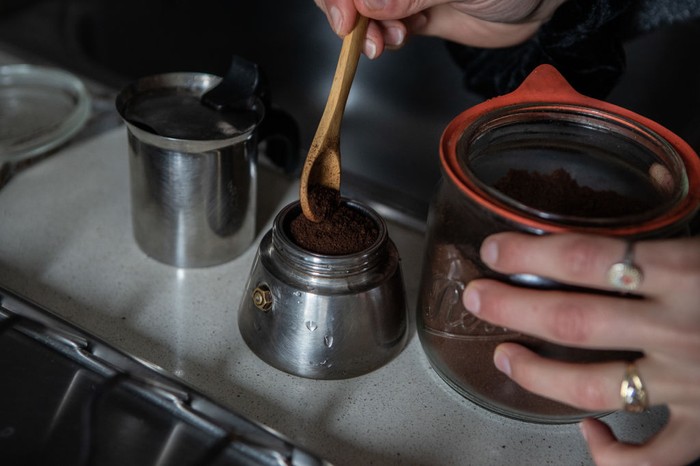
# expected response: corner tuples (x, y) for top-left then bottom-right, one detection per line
(481, 291), (510, 323)
(662, 325), (700, 359)
(546, 300), (591, 344)
(647, 239), (700, 293)
(569, 373), (610, 410)
(365, 0), (411, 16)
(670, 266), (700, 293)
(561, 238), (602, 279)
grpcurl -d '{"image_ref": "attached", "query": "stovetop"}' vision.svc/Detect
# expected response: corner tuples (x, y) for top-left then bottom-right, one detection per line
(0, 285), (329, 466)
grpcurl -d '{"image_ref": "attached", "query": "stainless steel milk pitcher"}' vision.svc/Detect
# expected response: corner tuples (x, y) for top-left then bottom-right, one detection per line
(116, 59), (298, 267)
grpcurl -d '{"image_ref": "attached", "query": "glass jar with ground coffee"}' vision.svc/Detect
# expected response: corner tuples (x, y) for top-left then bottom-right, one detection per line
(417, 65), (700, 423)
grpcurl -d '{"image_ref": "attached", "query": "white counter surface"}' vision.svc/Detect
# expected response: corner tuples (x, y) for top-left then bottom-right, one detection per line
(0, 121), (668, 465)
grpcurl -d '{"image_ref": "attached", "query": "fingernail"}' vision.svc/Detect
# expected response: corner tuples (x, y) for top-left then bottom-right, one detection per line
(329, 6), (343, 35)
(481, 237), (499, 266)
(364, 0), (387, 10)
(364, 38), (377, 59)
(493, 348), (511, 376)
(463, 285), (480, 315)
(385, 26), (405, 47)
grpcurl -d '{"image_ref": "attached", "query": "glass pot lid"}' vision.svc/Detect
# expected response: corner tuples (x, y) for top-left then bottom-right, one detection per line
(440, 64), (700, 236)
(0, 64), (91, 164)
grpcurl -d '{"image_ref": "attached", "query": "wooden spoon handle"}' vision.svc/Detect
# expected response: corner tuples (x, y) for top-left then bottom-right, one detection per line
(299, 15), (369, 221)
(315, 14), (369, 142)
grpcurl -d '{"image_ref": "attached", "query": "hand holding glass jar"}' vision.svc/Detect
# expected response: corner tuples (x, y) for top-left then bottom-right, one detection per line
(415, 64), (700, 465)
(463, 232), (700, 466)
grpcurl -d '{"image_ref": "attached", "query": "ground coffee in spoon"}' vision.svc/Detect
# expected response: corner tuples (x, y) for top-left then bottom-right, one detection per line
(289, 185), (379, 255)
(306, 183), (340, 221)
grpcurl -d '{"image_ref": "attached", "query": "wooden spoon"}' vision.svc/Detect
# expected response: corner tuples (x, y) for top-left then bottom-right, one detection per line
(299, 15), (370, 222)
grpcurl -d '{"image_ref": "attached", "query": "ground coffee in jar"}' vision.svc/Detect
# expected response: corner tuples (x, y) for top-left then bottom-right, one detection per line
(417, 65), (700, 423)
(493, 168), (655, 217)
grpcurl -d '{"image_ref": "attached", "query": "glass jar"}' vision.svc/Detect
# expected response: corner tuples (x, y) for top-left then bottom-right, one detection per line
(417, 65), (700, 423)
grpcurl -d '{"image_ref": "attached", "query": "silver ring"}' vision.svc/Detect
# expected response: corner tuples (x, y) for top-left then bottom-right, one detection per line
(607, 242), (643, 292)
(620, 362), (649, 413)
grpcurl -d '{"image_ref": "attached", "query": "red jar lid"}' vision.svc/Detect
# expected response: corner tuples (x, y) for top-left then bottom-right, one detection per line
(440, 64), (700, 236)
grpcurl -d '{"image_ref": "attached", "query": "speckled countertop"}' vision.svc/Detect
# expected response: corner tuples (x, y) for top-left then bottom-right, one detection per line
(0, 116), (668, 464)
(0, 39), (664, 466)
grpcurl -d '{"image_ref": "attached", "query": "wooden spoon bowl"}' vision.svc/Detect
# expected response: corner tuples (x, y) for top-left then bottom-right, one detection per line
(299, 15), (369, 222)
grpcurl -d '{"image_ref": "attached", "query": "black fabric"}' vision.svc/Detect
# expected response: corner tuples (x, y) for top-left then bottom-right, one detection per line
(446, 0), (700, 99)
(623, 0), (700, 33)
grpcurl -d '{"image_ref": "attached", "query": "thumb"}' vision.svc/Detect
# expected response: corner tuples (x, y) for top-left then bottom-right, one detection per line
(320, 0), (362, 36)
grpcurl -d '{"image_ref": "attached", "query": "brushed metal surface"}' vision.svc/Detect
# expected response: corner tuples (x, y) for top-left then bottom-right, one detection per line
(239, 200), (408, 379)
(117, 72), (261, 268)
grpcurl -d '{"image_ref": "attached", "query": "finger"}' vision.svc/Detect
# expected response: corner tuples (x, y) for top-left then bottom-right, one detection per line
(378, 19), (408, 50)
(495, 343), (700, 412)
(363, 19), (409, 58)
(319, 2), (394, 59)
(582, 415), (700, 466)
(462, 279), (662, 350)
(480, 232), (700, 298)
(317, 0), (359, 36)
(364, 19), (385, 58)
(493, 343), (627, 412)
(317, 4), (386, 59)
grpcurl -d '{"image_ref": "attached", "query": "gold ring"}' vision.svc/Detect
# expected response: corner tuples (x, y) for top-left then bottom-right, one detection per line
(620, 362), (649, 413)
(607, 242), (643, 292)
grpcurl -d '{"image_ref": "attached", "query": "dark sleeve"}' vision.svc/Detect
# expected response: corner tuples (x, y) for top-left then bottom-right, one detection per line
(446, 0), (700, 99)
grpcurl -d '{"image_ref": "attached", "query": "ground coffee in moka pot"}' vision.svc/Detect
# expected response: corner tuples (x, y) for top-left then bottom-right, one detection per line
(289, 186), (379, 255)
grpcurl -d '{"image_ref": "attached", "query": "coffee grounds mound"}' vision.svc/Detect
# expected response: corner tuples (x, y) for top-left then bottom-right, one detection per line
(289, 199), (379, 255)
(307, 184), (340, 221)
(493, 168), (653, 217)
